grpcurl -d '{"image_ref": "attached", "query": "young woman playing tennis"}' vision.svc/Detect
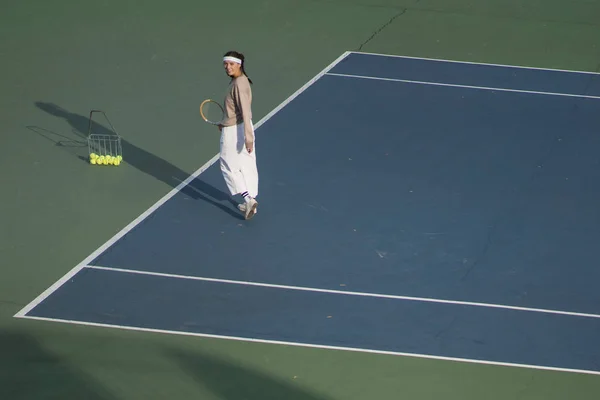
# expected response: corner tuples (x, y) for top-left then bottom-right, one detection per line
(218, 51), (259, 220)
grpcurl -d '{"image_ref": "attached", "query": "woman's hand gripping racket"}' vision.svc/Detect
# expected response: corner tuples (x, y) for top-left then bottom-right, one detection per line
(200, 99), (225, 128)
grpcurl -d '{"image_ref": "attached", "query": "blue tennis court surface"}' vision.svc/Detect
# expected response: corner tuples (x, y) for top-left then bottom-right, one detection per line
(17, 52), (600, 375)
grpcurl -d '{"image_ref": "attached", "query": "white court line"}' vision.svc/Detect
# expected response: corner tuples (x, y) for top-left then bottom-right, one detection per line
(15, 51), (600, 378)
(13, 51), (352, 319)
(350, 50), (600, 76)
(20, 315), (600, 376)
(87, 265), (600, 320)
(325, 72), (600, 100)
(326, 72), (600, 99)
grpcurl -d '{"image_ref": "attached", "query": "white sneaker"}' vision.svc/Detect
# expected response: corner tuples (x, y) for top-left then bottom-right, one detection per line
(237, 202), (258, 213)
(238, 199), (258, 219)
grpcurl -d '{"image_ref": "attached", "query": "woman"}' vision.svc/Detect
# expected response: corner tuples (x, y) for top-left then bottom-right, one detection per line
(218, 51), (259, 220)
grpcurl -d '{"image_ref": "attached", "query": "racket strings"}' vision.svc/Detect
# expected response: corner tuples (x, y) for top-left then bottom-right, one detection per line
(201, 100), (225, 125)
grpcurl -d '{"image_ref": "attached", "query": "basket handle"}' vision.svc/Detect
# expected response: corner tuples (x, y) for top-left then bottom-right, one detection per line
(87, 109), (120, 137)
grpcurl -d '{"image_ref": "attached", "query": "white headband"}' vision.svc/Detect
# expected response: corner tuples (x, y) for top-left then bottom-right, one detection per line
(223, 56), (242, 64)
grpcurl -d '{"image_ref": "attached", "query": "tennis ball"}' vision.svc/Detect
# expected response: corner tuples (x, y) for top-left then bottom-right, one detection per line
(90, 158), (97, 165)
(114, 158), (121, 166)
(90, 153), (98, 159)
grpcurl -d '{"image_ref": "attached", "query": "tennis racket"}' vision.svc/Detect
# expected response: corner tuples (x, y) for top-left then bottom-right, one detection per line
(200, 99), (225, 125)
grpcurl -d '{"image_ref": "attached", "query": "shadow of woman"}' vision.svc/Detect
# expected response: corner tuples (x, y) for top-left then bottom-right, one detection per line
(34, 101), (241, 219)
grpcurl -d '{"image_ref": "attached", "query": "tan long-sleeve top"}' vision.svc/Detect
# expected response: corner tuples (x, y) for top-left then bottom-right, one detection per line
(221, 74), (253, 140)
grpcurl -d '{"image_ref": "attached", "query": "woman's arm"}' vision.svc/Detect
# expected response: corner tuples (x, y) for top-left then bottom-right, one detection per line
(234, 80), (254, 152)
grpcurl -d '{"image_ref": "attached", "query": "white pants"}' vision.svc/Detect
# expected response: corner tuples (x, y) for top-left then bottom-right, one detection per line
(219, 122), (258, 198)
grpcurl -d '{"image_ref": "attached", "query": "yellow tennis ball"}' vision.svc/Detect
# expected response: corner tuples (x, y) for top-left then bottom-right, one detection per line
(90, 158), (97, 165)
(90, 153), (98, 159)
(114, 158), (121, 166)
(117, 155), (123, 162)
